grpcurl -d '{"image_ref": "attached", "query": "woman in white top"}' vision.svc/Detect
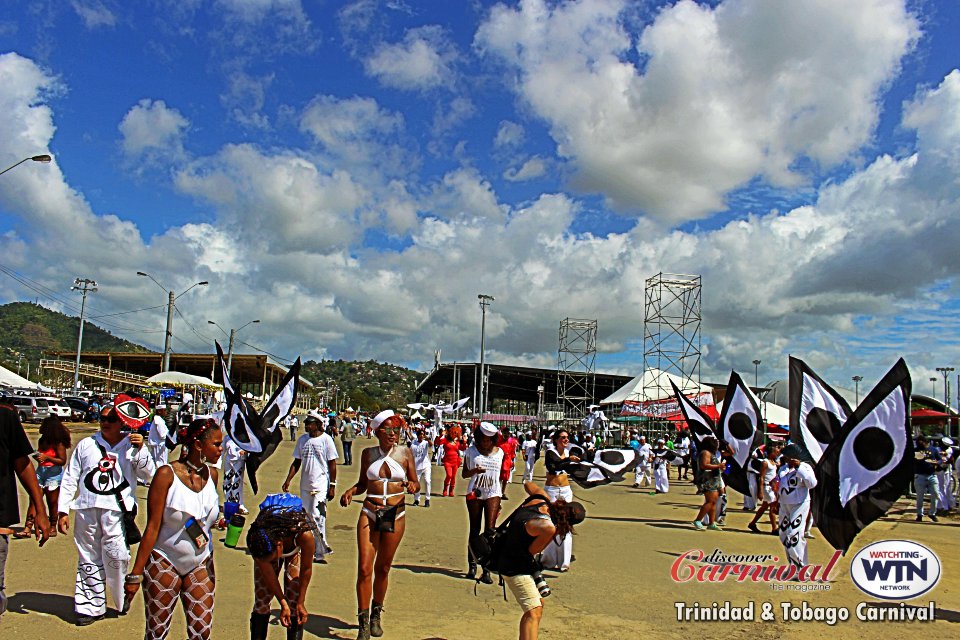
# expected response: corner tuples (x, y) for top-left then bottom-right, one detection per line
(340, 410), (419, 640)
(462, 422), (504, 583)
(747, 444), (780, 535)
(124, 418), (223, 640)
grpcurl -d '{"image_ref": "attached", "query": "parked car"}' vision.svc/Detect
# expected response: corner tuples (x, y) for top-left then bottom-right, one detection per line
(43, 397), (73, 420)
(63, 396), (90, 421)
(7, 396), (52, 423)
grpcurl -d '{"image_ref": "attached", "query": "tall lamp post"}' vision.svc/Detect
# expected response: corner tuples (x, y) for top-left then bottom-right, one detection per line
(936, 367), (954, 410)
(852, 375), (863, 405)
(752, 359), (761, 388)
(930, 377), (938, 398)
(72, 278), (97, 391)
(477, 294), (494, 418)
(137, 272), (208, 371)
(0, 154), (52, 177)
(208, 319), (260, 377)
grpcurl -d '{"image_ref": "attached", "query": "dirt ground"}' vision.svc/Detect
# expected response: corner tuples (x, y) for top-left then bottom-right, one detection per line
(2, 423), (958, 639)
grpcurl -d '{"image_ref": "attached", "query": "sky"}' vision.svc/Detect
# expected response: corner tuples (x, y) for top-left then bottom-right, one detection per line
(1, 0), (959, 397)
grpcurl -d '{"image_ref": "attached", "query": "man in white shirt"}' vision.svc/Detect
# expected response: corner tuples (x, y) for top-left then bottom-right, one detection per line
(282, 409), (338, 562)
(57, 404), (156, 626)
(634, 436), (652, 488)
(410, 429), (433, 507)
(521, 432), (538, 482)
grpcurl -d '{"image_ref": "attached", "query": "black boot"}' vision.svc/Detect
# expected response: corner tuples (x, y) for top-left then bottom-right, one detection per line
(466, 562), (477, 580)
(287, 623), (304, 640)
(370, 602), (384, 638)
(250, 612), (270, 640)
(480, 568), (494, 584)
(357, 609), (371, 640)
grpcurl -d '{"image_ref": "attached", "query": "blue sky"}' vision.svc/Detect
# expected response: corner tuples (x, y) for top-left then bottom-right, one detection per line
(1, 0), (959, 398)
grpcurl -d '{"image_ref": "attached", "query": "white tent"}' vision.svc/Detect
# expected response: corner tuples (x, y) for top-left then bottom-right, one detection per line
(600, 369), (714, 405)
(0, 364), (37, 389)
(145, 371), (221, 389)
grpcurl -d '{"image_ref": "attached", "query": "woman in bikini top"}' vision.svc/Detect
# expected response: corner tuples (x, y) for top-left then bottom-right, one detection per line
(340, 410), (419, 640)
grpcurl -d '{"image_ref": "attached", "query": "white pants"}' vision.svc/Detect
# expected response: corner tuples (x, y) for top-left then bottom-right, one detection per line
(541, 485), (573, 571)
(779, 500), (811, 567)
(414, 466), (432, 502)
(654, 463), (669, 493)
(223, 457), (245, 507)
(937, 470), (955, 511)
(73, 507), (129, 616)
(634, 463), (651, 487)
(301, 484), (328, 560)
(523, 455), (536, 482)
(744, 474), (758, 510)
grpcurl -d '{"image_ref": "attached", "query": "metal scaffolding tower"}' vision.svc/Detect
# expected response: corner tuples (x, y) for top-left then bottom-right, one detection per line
(557, 318), (597, 421)
(642, 273), (702, 403)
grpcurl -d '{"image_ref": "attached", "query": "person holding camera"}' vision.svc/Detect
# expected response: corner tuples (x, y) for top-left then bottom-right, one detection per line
(497, 482), (585, 640)
(914, 435), (942, 522)
(57, 403), (157, 626)
(340, 410), (419, 640)
(123, 418), (223, 639)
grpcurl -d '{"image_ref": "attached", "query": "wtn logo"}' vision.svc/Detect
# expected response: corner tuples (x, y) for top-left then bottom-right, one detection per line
(851, 540), (941, 600)
(861, 558), (927, 583)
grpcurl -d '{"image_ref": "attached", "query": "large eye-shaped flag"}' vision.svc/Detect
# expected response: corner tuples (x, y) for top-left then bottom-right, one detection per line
(114, 392), (152, 431)
(788, 356), (851, 464)
(813, 358), (912, 552)
(716, 371), (762, 497)
(216, 341), (301, 494)
(565, 448), (638, 489)
(670, 380), (716, 445)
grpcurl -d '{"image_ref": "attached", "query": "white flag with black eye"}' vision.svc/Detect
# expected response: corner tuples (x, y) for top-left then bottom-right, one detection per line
(789, 356), (851, 463)
(670, 380), (716, 445)
(813, 358), (913, 552)
(717, 371), (762, 469)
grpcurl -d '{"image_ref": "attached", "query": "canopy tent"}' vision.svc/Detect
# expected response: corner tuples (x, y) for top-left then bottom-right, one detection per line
(145, 371), (221, 389)
(0, 364), (35, 388)
(600, 369), (714, 405)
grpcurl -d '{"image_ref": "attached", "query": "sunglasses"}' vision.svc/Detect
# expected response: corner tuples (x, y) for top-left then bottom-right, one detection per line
(100, 414), (120, 424)
(379, 428), (401, 435)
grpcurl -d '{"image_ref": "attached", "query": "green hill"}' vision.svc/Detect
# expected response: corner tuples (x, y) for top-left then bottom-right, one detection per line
(0, 301), (153, 381)
(300, 359), (423, 413)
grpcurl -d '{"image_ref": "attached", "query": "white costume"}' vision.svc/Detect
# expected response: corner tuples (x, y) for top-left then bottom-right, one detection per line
(634, 441), (652, 487)
(410, 439), (432, 505)
(652, 445), (670, 493)
(293, 432), (339, 560)
(58, 433), (156, 617)
(777, 462), (818, 567)
(221, 436), (246, 508)
(522, 437), (538, 483)
(463, 445), (504, 500)
(147, 415), (170, 468)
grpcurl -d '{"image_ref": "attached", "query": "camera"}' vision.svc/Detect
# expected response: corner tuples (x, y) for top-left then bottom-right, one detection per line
(532, 571), (551, 598)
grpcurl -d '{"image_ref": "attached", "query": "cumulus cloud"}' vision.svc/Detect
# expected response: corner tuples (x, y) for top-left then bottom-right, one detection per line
(118, 99), (190, 167)
(476, 0), (919, 223)
(365, 25), (458, 90)
(494, 121), (525, 149)
(505, 156), (547, 181)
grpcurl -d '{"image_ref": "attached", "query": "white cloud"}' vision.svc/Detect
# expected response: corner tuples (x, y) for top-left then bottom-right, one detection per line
(220, 71), (274, 129)
(71, 0), (117, 29)
(364, 25), (457, 90)
(118, 99), (190, 164)
(494, 121), (524, 149)
(476, 0), (920, 223)
(505, 156), (547, 181)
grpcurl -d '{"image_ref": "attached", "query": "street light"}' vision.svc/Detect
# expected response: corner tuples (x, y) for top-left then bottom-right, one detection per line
(936, 367), (955, 409)
(0, 154), (52, 177)
(208, 319), (260, 377)
(752, 359), (761, 388)
(478, 294), (494, 417)
(930, 377), (938, 398)
(137, 271), (209, 371)
(72, 278), (97, 391)
(852, 375), (863, 405)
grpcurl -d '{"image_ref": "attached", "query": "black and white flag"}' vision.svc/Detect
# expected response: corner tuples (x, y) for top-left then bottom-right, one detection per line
(717, 371), (763, 497)
(670, 379), (717, 445)
(813, 358), (912, 552)
(564, 445), (638, 489)
(789, 356), (852, 464)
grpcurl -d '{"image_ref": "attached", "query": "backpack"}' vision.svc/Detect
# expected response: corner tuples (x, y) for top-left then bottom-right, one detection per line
(468, 494), (550, 592)
(259, 493), (304, 511)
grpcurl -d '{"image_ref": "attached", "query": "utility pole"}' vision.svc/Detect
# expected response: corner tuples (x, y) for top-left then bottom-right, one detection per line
(936, 367), (954, 410)
(852, 375), (863, 405)
(72, 278), (97, 392)
(478, 294), (494, 417)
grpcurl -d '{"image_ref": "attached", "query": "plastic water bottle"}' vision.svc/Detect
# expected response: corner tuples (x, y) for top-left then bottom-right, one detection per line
(224, 513), (245, 548)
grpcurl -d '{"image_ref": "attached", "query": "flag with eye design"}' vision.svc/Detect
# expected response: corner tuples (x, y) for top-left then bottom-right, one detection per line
(813, 359), (912, 552)
(113, 391), (152, 433)
(217, 341), (301, 494)
(716, 371), (763, 496)
(670, 379), (717, 446)
(788, 356), (852, 464)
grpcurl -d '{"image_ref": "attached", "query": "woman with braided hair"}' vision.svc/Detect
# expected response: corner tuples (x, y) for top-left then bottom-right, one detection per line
(246, 504), (316, 640)
(124, 418), (223, 639)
